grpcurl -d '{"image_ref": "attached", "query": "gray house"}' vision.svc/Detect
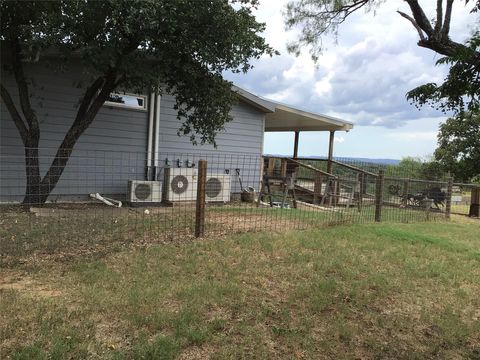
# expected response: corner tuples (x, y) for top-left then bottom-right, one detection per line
(0, 60), (353, 203)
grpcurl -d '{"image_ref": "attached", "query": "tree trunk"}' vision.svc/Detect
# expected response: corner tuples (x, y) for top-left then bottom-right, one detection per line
(2, 76), (115, 206)
(22, 146), (42, 205)
(1, 38), (125, 206)
(21, 125), (42, 205)
(36, 144), (75, 205)
(31, 74), (117, 205)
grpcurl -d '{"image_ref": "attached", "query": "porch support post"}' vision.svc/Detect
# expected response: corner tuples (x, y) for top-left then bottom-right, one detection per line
(327, 130), (335, 174)
(293, 131), (299, 159)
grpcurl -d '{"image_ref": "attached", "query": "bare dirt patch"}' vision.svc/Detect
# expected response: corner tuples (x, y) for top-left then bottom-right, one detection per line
(1, 204), (198, 267)
(0, 271), (62, 298)
(451, 214), (480, 224)
(177, 345), (215, 360)
(205, 212), (307, 234)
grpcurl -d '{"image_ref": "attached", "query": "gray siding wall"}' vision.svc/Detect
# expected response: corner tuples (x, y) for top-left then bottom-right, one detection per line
(1, 62), (265, 202)
(159, 94), (264, 155)
(1, 61), (148, 202)
(157, 94), (264, 193)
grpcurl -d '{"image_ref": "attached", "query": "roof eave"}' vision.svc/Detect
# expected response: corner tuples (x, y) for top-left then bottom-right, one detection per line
(232, 86), (276, 113)
(273, 104), (354, 128)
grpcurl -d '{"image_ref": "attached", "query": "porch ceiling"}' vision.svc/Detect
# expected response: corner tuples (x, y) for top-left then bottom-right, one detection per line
(265, 104), (353, 132)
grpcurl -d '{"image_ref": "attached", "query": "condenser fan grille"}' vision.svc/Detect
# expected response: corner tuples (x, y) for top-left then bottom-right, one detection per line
(171, 175), (189, 194)
(206, 178), (222, 198)
(135, 183), (151, 200)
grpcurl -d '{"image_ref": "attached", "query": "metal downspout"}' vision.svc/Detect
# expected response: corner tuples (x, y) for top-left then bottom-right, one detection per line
(146, 93), (155, 180)
(153, 94), (161, 180)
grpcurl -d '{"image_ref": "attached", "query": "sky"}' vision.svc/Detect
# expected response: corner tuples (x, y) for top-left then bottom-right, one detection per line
(224, 0), (477, 160)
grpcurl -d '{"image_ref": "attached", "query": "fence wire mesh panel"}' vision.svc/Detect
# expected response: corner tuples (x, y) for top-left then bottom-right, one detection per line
(1, 148), (476, 266)
(265, 157), (450, 225)
(450, 183), (480, 217)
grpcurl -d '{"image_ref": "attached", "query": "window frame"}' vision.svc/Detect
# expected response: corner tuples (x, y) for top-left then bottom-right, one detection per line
(104, 92), (148, 111)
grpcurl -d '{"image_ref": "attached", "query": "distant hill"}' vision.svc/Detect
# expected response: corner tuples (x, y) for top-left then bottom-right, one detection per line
(266, 155), (400, 166)
(337, 157), (400, 165)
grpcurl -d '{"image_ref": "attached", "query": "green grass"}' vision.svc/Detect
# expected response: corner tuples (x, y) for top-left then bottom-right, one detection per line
(211, 201), (443, 224)
(1, 203), (442, 264)
(0, 206), (196, 264)
(1, 219), (479, 359)
(451, 203), (471, 215)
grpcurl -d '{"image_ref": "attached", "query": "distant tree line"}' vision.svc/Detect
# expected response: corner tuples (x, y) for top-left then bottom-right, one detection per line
(384, 157), (446, 181)
(298, 154), (478, 184)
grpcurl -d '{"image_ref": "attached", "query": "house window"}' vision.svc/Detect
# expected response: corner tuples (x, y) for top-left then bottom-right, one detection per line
(104, 93), (147, 111)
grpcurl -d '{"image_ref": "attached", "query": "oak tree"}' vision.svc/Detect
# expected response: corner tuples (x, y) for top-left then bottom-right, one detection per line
(0, 0), (275, 205)
(435, 111), (480, 181)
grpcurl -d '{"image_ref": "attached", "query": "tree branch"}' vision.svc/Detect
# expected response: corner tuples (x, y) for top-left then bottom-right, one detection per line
(435, 0), (443, 34)
(0, 83), (28, 144)
(73, 76), (105, 124)
(61, 71), (116, 152)
(334, 0), (370, 25)
(401, 0), (472, 58)
(404, 0), (434, 37)
(442, 0), (454, 40)
(37, 37), (139, 197)
(81, 71), (118, 133)
(397, 10), (426, 41)
(10, 39), (39, 132)
(39, 70), (118, 191)
(417, 38), (471, 58)
(113, 74), (126, 88)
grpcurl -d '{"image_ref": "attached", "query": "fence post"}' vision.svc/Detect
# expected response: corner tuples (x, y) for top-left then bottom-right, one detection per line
(402, 179), (410, 207)
(361, 172), (368, 196)
(470, 186), (480, 217)
(375, 170), (384, 222)
(445, 177), (453, 219)
(280, 158), (287, 177)
(267, 158), (275, 176)
(313, 172), (322, 204)
(356, 172), (364, 211)
(195, 159), (207, 237)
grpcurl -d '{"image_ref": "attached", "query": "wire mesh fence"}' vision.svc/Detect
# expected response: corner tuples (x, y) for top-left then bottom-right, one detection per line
(1, 148), (478, 266)
(450, 183), (480, 217)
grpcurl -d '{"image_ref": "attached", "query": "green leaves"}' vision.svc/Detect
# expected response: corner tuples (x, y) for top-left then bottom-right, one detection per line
(284, 0), (379, 59)
(1, 0), (275, 144)
(407, 32), (480, 115)
(435, 111), (480, 182)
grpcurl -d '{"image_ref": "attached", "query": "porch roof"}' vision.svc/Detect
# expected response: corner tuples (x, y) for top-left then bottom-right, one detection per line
(264, 103), (353, 132)
(233, 86), (353, 132)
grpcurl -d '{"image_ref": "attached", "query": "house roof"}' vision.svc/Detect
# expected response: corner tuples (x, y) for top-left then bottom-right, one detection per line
(264, 103), (354, 132)
(233, 86), (353, 132)
(233, 86), (276, 113)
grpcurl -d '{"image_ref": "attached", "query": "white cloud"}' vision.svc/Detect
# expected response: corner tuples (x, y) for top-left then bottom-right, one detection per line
(386, 131), (438, 141)
(314, 71), (334, 97)
(264, 88), (294, 102)
(225, 0), (476, 158)
(282, 54), (315, 80)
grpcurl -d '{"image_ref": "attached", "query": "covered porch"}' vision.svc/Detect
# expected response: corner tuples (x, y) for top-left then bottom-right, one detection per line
(234, 85), (359, 207)
(259, 102), (358, 208)
(264, 102), (354, 173)
(233, 85), (353, 169)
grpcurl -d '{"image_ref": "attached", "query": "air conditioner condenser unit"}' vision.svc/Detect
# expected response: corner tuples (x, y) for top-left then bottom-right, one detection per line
(128, 180), (162, 203)
(205, 174), (231, 203)
(163, 168), (198, 202)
